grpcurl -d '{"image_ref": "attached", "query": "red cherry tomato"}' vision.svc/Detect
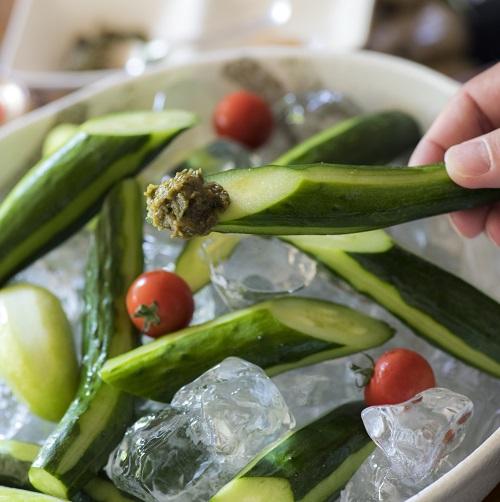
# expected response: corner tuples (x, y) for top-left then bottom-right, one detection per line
(126, 270), (194, 338)
(213, 90), (274, 149)
(353, 349), (436, 406)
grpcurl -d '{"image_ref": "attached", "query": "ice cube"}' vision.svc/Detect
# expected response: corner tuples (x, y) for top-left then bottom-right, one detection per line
(142, 226), (185, 272)
(272, 358), (363, 428)
(273, 89), (360, 144)
(107, 357), (295, 502)
(172, 357), (295, 469)
(0, 378), (30, 439)
(341, 388), (473, 501)
(107, 406), (220, 502)
(340, 447), (455, 502)
(172, 139), (261, 176)
(203, 236), (317, 310)
(362, 387), (474, 485)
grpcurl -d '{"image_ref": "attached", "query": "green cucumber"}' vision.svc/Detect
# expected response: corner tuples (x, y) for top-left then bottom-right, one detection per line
(283, 233), (500, 378)
(76, 477), (140, 502)
(0, 283), (79, 422)
(100, 296), (394, 402)
(29, 178), (144, 499)
(0, 440), (40, 489)
(41, 123), (79, 157)
(0, 440), (136, 502)
(272, 110), (420, 166)
(0, 109), (197, 286)
(176, 230), (392, 294)
(0, 486), (65, 501)
(206, 163), (500, 236)
(175, 234), (242, 293)
(174, 109), (416, 290)
(210, 401), (374, 502)
(148, 163), (500, 238)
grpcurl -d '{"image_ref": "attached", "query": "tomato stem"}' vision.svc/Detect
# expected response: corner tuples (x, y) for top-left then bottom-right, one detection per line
(133, 301), (161, 332)
(349, 353), (375, 388)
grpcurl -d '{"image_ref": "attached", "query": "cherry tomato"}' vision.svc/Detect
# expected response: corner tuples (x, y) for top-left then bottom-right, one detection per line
(352, 348), (436, 406)
(126, 270), (194, 338)
(213, 90), (274, 149)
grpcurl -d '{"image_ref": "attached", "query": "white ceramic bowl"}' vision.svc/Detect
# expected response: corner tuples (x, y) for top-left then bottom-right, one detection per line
(0, 0), (375, 89)
(0, 47), (498, 501)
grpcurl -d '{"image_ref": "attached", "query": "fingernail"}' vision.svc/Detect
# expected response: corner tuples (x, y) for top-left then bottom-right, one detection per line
(445, 140), (491, 178)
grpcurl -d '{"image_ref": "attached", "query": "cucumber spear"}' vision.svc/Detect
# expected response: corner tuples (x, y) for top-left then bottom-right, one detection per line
(0, 109), (197, 286)
(145, 163), (500, 239)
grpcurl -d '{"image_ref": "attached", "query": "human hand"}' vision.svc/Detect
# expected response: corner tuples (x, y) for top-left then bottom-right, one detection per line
(409, 62), (500, 245)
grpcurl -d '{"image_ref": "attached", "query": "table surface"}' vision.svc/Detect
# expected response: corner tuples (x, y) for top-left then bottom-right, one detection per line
(0, 1), (499, 500)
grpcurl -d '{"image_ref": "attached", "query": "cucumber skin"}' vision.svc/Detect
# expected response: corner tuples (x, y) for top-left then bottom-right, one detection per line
(212, 401), (373, 502)
(100, 297), (393, 403)
(102, 306), (336, 403)
(174, 108), (415, 292)
(0, 440), (39, 490)
(0, 440), (137, 502)
(286, 234), (500, 378)
(273, 110), (421, 166)
(29, 179), (144, 498)
(0, 110), (196, 286)
(348, 245), (500, 376)
(209, 163), (500, 236)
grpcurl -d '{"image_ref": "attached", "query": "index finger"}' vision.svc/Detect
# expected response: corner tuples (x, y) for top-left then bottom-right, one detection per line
(410, 62), (500, 166)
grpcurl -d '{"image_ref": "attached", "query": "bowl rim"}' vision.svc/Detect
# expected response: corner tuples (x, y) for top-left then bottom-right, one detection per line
(1, 45), (461, 139)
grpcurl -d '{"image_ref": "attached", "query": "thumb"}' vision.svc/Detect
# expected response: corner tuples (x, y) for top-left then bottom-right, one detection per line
(445, 129), (500, 189)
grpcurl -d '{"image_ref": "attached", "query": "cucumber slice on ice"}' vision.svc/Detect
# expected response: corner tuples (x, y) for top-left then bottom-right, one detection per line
(0, 109), (197, 286)
(211, 401), (373, 502)
(0, 284), (78, 422)
(100, 296), (394, 402)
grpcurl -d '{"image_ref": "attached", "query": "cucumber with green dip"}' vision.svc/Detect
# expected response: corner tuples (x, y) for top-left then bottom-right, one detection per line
(29, 178), (144, 499)
(174, 109), (419, 292)
(0, 109), (197, 286)
(99, 296), (394, 402)
(210, 401), (373, 502)
(146, 163), (500, 239)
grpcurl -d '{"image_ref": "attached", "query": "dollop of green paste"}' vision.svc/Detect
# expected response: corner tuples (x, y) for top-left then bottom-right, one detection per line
(145, 169), (230, 239)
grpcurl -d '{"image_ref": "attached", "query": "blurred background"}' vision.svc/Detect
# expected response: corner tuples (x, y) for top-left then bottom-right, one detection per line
(1, 0), (499, 122)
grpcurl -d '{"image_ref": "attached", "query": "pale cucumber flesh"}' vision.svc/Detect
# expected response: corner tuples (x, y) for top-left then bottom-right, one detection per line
(0, 284), (78, 422)
(211, 477), (294, 502)
(81, 109), (198, 135)
(269, 297), (390, 348)
(0, 486), (66, 501)
(175, 234), (243, 293)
